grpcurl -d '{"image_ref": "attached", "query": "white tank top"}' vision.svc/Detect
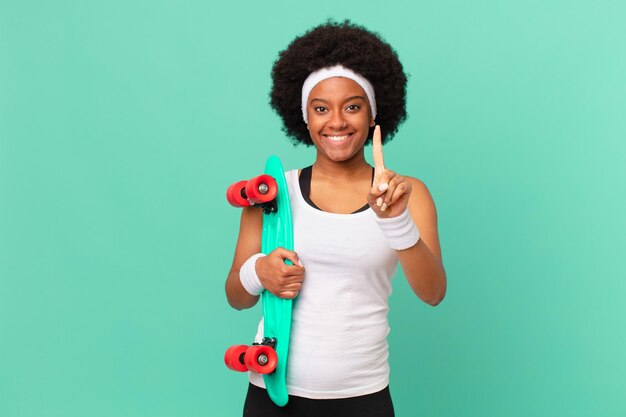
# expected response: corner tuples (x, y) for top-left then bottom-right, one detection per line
(249, 169), (399, 399)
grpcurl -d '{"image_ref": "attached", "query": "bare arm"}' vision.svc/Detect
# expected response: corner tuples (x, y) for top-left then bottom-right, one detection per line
(368, 126), (446, 306)
(225, 205), (306, 310)
(225, 206), (263, 310)
(397, 178), (447, 306)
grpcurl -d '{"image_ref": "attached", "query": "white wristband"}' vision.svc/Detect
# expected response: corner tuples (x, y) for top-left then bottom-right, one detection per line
(374, 207), (420, 250)
(239, 253), (266, 296)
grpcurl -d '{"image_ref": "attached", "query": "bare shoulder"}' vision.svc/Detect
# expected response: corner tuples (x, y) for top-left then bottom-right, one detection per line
(405, 176), (437, 213)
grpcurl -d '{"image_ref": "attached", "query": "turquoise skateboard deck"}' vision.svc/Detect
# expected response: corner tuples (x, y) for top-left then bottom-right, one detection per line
(224, 155), (294, 407)
(260, 155), (293, 406)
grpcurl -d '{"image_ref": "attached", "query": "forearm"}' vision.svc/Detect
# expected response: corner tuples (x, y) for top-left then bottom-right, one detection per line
(397, 239), (447, 306)
(225, 269), (260, 310)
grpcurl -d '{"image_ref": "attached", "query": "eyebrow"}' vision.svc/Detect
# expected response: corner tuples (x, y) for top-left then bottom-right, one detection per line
(310, 95), (366, 104)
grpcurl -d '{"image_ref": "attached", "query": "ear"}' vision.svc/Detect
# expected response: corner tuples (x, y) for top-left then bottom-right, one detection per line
(369, 117), (376, 127)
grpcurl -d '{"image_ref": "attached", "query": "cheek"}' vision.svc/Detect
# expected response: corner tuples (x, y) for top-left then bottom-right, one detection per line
(306, 116), (325, 132)
(306, 121), (324, 145)
(346, 113), (372, 131)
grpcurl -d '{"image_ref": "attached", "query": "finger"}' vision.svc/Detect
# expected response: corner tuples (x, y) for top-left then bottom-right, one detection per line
(382, 175), (404, 205)
(278, 282), (303, 299)
(387, 180), (411, 207)
(279, 291), (299, 300)
(275, 247), (304, 267)
(370, 170), (396, 199)
(372, 125), (385, 171)
(376, 170), (397, 196)
(283, 265), (305, 277)
(379, 176), (406, 212)
(372, 125), (385, 187)
(277, 278), (303, 290)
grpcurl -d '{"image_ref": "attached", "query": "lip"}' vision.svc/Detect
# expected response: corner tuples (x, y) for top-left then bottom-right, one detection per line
(322, 132), (355, 143)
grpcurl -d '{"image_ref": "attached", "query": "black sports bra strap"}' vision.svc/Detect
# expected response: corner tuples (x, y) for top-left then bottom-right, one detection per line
(298, 166), (373, 214)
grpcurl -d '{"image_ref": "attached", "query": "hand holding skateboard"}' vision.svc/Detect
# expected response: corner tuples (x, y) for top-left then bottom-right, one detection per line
(256, 248), (304, 300)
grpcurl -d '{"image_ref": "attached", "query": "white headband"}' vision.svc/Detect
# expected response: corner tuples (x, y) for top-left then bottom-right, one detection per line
(301, 65), (377, 124)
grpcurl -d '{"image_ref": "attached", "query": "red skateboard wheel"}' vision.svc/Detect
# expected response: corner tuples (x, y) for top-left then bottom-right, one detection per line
(224, 344), (249, 372)
(245, 175), (278, 205)
(244, 345), (278, 374)
(226, 180), (251, 207)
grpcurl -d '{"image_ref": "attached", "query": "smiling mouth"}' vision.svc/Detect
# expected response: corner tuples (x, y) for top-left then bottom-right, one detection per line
(323, 133), (354, 142)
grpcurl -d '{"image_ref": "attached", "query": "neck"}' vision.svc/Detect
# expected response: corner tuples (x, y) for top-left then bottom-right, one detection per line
(312, 150), (371, 182)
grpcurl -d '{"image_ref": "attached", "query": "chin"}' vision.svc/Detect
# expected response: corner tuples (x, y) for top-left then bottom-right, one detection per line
(325, 148), (363, 162)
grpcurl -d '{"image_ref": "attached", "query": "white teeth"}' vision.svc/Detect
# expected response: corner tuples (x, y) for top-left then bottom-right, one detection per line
(326, 134), (350, 141)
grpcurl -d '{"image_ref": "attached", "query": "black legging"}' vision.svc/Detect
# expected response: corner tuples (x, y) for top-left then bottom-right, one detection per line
(243, 383), (395, 417)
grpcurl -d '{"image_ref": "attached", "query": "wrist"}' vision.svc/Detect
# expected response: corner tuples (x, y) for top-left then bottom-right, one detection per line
(374, 206), (420, 250)
(239, 253), (266, 296)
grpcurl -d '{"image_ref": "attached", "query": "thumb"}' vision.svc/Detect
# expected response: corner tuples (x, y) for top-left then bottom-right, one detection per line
(276, 247), (303, 267)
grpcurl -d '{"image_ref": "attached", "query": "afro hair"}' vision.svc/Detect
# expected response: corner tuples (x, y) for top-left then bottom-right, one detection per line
(270, 19), (408, 146)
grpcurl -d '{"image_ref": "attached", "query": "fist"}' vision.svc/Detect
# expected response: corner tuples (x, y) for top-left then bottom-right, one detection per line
(255, 248), (305, 299)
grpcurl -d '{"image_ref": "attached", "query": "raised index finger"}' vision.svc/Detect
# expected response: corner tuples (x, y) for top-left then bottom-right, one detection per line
(372, 125), (386, 185)
(372, 125), (385, 170)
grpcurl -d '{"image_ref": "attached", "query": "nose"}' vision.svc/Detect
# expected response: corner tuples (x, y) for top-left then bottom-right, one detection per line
(328, 110), (347, 131)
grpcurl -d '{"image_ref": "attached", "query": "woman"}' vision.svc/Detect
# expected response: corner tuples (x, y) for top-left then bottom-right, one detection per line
(225, 20), (447, 417)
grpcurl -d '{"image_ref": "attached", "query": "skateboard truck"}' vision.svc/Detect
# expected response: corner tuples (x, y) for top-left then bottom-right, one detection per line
(257, 200), (277, 214)
(254, 337), (277, 349)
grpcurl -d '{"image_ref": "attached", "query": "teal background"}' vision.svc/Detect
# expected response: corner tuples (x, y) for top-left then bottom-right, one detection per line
(1, 0), (625, 416)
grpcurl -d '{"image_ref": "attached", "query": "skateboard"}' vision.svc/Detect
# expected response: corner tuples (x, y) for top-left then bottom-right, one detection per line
(224, 155), (294, 407)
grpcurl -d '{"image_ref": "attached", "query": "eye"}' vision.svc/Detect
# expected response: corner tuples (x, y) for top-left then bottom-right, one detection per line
(346, 104), (361, 111)
(314, 106), (327, 113)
